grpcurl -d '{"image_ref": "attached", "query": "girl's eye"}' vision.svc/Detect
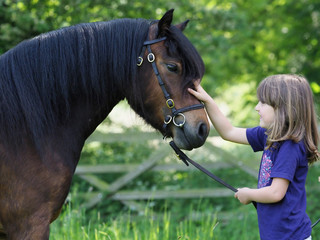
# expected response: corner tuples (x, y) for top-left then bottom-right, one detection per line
(166, 63), (178, 73)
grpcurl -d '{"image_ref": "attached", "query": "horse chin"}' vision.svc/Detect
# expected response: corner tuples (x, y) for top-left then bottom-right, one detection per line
(172, 136), (193, 150)
(171, 122), (208, 150)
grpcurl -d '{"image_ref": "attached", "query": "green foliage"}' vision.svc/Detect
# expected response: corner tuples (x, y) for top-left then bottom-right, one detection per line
(306, 164), (320, 229)
(2, 0), (319, 122)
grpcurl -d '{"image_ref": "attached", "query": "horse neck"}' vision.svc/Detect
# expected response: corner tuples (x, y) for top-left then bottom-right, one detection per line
(36, 97), (122, 171)
(0, 21), (146, 160)
(76, 98), (122, 140)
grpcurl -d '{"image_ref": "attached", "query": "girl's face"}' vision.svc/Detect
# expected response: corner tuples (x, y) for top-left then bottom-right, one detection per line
(255, 101), (275, 129)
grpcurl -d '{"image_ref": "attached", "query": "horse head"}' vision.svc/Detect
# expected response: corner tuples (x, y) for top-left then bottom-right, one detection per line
(132, 9), (209, 150)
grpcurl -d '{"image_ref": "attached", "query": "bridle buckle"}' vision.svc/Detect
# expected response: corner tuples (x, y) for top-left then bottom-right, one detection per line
(166, 99), (175, 109)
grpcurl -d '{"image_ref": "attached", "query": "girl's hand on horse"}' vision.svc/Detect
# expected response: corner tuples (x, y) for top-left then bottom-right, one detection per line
(188, 82), (212, 104)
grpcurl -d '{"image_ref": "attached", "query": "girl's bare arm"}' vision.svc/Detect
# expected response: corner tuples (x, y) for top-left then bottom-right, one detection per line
(188, 84), (248, 145)
(234, 178), (289, 204)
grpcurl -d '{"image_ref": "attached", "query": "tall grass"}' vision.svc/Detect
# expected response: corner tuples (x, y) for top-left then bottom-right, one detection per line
(50, 199), (262, 240)
(51, 203), (218, 240)
(49, 173), (320, 240)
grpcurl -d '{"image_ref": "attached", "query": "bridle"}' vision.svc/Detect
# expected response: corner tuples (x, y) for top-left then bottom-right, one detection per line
(137, 33), (320, 229)
(137, 35), (204, 132)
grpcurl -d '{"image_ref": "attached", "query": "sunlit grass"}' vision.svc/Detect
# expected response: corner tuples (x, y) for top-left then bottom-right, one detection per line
(50, 198), (266, 240)
(50, 202), (221, 240)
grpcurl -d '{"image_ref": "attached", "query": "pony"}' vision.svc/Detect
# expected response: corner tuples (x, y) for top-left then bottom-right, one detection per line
(0, 9), (209, 239)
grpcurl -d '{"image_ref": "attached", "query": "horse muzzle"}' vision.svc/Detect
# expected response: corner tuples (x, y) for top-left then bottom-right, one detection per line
(163, 113), (209, 150)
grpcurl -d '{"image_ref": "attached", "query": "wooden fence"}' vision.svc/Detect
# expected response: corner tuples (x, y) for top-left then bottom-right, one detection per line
(74, 129), (258, 212)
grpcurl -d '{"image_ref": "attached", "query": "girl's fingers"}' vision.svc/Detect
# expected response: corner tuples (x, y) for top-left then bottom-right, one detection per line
(188, 88), (197, 95)
(194, 83), (202, 91)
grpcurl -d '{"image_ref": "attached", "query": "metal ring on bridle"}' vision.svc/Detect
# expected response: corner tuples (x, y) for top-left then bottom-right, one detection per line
(164, 115), (172, 125)
(173, 113), (186, 128)
(137, 56), (143, 66)
(147, 53), (155, 63)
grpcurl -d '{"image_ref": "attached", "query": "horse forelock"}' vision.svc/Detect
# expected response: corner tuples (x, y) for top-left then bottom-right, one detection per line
(166, 26), (205, 92)
(0, 19), (150, 148)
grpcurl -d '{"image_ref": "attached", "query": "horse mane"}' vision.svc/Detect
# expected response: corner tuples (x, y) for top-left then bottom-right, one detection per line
(0, 17), (204, 149)
(0, 19), (150, 147)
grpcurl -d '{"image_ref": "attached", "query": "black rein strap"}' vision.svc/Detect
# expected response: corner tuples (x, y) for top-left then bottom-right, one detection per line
(170, 141), (238, 192)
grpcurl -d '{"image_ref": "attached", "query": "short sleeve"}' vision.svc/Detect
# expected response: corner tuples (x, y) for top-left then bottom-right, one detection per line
(270, 140), (306, 182)
(246, 127), (267, 152)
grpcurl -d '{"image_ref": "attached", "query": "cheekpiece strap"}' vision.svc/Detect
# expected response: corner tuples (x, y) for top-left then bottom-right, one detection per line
(137, 34), (204, 130)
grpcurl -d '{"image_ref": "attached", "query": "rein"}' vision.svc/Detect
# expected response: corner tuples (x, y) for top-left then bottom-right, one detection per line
(170, 140), (320, 229)
(170, 140), (257, 209)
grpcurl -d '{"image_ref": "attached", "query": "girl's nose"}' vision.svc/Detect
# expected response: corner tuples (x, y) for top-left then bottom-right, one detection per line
(255, 102), (261, 111)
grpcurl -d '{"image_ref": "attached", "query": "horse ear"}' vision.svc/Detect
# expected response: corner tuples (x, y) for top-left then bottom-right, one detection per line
(175, 20), (189, 31)
(157, 9), (174, 37)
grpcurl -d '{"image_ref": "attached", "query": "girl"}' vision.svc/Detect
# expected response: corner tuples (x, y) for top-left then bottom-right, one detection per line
(188, 74), (319, 240)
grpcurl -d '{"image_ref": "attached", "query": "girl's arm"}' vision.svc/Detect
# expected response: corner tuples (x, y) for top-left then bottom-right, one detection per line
(188, 84), (248, 144)
(234, 178), (290, 204)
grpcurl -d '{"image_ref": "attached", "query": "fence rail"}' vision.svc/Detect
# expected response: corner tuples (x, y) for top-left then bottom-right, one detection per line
(74, 129), (258, 210)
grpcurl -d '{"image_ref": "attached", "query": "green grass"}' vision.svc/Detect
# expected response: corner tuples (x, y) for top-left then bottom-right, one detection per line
(49, 132), (320, 240)
(49, 162), (320, 240)
(50, 200), (261, 240)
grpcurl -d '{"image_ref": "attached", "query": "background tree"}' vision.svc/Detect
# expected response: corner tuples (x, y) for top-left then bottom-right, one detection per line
(1, 0), (319, 123)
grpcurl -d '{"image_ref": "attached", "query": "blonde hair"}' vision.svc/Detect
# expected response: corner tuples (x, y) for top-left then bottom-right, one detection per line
(257, 74), (319, 164)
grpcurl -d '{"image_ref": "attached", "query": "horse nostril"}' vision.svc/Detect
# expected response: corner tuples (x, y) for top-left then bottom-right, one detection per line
(198, 122), (208, 140)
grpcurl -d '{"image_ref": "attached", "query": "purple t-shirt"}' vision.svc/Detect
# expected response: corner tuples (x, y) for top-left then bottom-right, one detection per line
(246, 127), (311, 240)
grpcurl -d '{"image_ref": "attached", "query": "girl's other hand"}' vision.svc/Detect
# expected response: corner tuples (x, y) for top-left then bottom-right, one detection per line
(234, 188), (252, 205)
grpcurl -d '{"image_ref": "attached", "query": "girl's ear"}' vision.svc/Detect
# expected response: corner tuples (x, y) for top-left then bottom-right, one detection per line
(157, 9), (174, 37)
(175, 20), (189, 31)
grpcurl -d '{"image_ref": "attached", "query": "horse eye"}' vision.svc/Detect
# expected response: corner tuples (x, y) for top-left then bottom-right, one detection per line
(166, 63), (178, 73)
